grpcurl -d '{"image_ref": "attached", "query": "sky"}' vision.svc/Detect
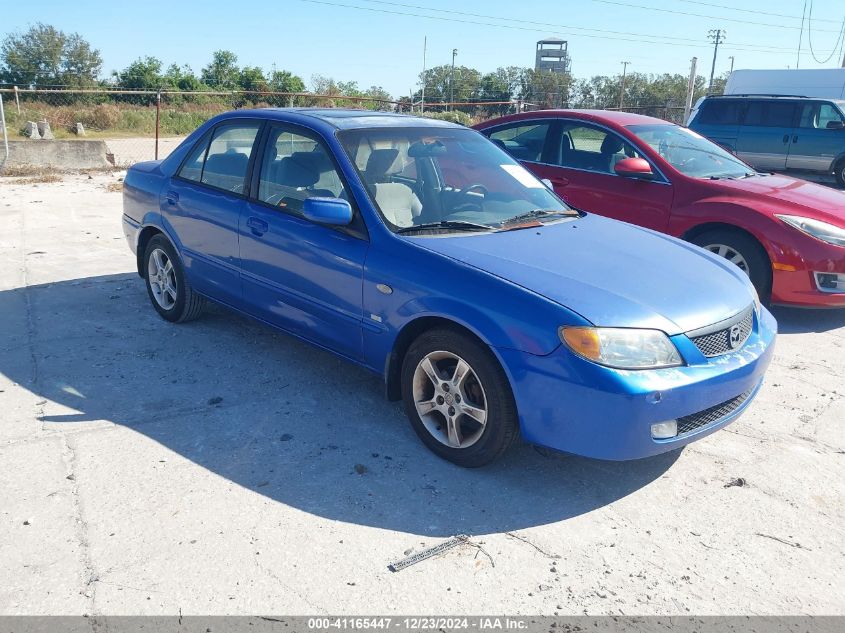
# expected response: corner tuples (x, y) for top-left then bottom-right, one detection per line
(2, 0), (844, 97)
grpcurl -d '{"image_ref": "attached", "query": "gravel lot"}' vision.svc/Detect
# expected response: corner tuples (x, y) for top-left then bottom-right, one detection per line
(1, 173), (843, 616)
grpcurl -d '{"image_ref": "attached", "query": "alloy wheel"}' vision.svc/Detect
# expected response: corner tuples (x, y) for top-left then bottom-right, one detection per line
(703, 243), (750, 275)
(412, 350), (488, 449)
(147, 248), (177, 310)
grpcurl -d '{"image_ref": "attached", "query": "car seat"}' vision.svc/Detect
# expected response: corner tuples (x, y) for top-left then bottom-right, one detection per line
(363, 148), (422, 227)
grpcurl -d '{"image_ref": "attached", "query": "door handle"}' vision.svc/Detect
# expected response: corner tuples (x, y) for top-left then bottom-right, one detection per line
(782, 134), (789, 144)
(552, 177), (570, 187)
(165, 191), (179, 205)
(247, 217), (268, 236)
(792, 135), (798, 143)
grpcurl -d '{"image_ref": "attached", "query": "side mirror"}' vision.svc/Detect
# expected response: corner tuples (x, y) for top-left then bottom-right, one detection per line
(614, 157), (656, 180)
(302, 197), (353, 226)
(826, 120), (844, 130)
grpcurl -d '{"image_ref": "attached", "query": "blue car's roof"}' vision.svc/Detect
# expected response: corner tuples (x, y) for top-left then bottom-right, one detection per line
(224, 108), (462, 130)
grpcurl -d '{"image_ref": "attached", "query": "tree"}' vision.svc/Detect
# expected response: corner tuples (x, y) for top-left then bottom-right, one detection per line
(415, 64), (482, 110)
(520, 69), (573, 109)
(164, 64), (205, 92)
(238, 66), (268, 93)
(114, 56), (164, 91)
(268, 69), (305, 94)
(201, 50), (240, 89)
(0, 23), (102, 87)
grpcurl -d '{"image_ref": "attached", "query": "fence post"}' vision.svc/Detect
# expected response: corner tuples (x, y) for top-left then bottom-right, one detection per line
(13, 86), (21, 115)
(0, 93), (9, 164)
(155, 90), (161, 161)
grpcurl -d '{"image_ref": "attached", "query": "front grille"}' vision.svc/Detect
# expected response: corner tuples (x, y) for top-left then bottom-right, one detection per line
(690, 307), (754, 357)
(677, 389), (753, 435)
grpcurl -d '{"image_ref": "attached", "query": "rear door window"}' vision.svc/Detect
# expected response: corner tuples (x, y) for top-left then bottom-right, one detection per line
(487, 122), (553, 162)
(698, 100), (742, 125)
(178, 132), (211, 183)
(200, 123), (261, 193)
(743, 101), (796, 127)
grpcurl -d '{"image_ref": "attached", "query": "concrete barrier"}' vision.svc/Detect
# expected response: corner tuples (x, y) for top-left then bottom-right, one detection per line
(1, 140), (112, 172)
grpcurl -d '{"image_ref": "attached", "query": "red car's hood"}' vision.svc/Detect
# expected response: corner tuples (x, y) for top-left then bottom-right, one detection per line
(710, 174), (845, 224)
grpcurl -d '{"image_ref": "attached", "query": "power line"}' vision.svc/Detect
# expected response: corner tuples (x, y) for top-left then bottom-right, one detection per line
(806, 0), (845, 64)
(293, 0), (804, 54)
(677, 0), (842, 24)
(591, 0), (842, 33)
(356, 0), (811, 52)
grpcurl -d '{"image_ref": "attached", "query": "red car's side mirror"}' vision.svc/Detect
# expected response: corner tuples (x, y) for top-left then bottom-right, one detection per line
(614, 157), (656, 180)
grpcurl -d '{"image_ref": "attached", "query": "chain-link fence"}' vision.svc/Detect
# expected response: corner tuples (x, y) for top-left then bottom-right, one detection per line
(0, 88), (402, 167)
(0, 87), (690, 169)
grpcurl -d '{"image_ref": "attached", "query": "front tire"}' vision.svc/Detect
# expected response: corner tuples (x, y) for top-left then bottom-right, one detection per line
(401, 328), (518, 467)
(143, 235), (205, 323)
(835, 159), (845, 188)
(690, 229), (771, 301)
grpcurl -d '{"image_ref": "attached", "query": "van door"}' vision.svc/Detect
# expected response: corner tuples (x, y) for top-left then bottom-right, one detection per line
(736, 100), (798, 171)
(786, 102), (845, 173)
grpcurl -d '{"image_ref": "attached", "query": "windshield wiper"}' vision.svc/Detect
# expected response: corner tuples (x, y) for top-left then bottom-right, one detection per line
(500, 209), (578, 226)
(396, 220), (494, 234)
(709, 171), (757, 181)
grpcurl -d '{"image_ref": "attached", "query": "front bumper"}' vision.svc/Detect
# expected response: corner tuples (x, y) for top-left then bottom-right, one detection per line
(497, 306), (777, 460)
(122, 213), (141, 255)
(770, 235), (845, 308)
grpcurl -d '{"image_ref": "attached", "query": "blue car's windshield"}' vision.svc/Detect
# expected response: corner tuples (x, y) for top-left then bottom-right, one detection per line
(337, 126), (573, 233)
(627, 123), (753, 180)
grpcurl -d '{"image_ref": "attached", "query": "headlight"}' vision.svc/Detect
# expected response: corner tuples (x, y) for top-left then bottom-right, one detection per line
(775, 215), (845, 247)
(559, 327), (683, 369)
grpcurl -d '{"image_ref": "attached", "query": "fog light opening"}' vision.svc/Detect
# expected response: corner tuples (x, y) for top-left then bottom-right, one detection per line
(651, 420), (678, 439)
(814, 272), (845, 293)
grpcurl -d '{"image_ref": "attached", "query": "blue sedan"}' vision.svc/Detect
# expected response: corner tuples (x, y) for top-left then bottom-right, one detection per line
(122, 108), (777, 467)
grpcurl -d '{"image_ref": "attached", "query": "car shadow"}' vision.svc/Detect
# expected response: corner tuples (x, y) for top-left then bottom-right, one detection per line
(2, 273), (680, 537)
(770, 305), (845, 334)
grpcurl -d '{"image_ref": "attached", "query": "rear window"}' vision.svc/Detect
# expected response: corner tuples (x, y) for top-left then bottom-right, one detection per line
(743, 101), (797, 128)
(697, 100), (742, 125)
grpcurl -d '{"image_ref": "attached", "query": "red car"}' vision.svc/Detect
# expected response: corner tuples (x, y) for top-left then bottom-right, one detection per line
(474, 110), (845, 307)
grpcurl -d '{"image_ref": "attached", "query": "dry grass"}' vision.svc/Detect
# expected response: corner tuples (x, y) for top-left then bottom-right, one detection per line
(17, 174), (63, 185)
(104, 181), (124, 193)
(0, 165), (60, 177)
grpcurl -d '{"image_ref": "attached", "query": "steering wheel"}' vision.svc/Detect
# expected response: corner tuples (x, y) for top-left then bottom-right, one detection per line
(461, 183), (489, 198)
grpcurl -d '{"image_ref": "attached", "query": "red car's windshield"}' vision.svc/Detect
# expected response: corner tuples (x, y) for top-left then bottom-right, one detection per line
(627, 124), (753, 180)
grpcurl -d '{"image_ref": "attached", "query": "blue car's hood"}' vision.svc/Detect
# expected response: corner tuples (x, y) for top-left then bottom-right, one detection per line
(410, 214), (755, 335)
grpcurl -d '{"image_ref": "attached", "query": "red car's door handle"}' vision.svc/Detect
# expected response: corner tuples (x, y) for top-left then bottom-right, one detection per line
(551, 177), (569, 187)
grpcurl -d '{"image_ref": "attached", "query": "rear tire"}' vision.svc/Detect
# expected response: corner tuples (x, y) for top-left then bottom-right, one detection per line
(690, 229), (771, 301)
(401, 328), (518, 468)
(143, 235), (205, 323)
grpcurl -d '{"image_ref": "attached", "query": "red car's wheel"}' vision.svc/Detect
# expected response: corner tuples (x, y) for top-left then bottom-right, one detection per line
(691, 229), (772, 301)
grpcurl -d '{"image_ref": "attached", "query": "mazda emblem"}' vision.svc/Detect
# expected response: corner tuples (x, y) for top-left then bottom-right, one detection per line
(729, 324), (743, 349)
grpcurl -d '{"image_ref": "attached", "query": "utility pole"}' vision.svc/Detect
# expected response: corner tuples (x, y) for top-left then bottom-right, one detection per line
(619, 61), (630, 109)
(420, 36), (427, 114)
(449, 48), (458, 112)
(728, 56), (735, 74)
(684, 57), (698, 125)
(708, 29), (726, 93)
